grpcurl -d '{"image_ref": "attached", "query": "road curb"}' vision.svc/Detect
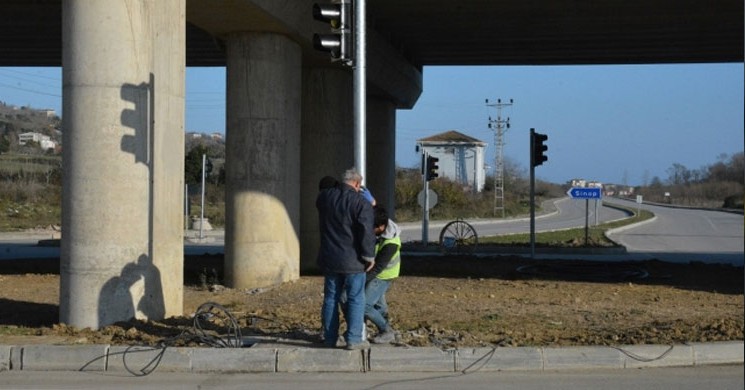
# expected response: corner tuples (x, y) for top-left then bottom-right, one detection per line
(2, 341), (741, 373)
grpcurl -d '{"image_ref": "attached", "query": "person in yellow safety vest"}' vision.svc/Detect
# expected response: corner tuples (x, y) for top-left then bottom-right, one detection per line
(365, 205), (401, 344)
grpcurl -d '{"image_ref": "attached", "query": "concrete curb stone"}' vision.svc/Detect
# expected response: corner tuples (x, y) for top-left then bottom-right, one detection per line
(19, 344), (108, 371)
(543, 345), (625, 370)
(191, 347), (276, 373)
(457, 347), (543, 372)
(369, 347), (455, 372)
(0, 345), (9, 371)
(107, 346), (191, 373)
(617, 344), (694, 368)
(277, 348), (364, 372)
(2, 341), (742, 373)
(690, 341), (744, 365)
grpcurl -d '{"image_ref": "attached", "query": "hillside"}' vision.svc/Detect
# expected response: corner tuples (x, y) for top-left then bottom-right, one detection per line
(0, 101), (61, 154)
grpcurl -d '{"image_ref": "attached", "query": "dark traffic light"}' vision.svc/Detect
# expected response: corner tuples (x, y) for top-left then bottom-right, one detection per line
(312, 0), (352, 64)
(531, 129), (548, 167)
(426, 155), (439, 181)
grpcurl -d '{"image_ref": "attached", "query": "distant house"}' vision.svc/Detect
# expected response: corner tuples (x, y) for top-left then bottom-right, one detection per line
(18, 132), (56, 150)
(416, 130), (487, 192)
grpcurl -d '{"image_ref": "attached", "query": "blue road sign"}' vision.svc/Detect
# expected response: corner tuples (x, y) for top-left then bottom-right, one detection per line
(566, 187), (602, 199)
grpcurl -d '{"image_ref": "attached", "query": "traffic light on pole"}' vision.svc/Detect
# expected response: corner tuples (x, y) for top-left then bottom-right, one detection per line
(426, 155), (439, 181)
(531, 129), (548, 167)
(312, 0), (352, 64)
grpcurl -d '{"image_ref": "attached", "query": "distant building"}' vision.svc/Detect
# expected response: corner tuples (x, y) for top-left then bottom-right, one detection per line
(18, 132), (56, 150)
(416, 130), (487, 192)
(570, 178), (588, 187)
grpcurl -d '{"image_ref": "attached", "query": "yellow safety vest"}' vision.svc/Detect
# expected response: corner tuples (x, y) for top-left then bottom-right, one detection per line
(375, 235), (401, 280)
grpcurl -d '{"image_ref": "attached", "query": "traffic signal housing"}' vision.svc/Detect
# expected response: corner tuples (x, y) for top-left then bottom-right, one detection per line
(426, 155), (439, 181)
(531, 129), (548, 167)
(312, 0), (352, 64)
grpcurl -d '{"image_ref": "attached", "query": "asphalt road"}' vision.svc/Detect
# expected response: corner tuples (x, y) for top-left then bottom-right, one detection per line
(605, 198), (744, 266)
(1, 197), (742, 265)
(399, 197), (630, 242)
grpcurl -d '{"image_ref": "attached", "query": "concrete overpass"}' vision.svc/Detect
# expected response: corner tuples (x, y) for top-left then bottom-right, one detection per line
(0, 0), (741, 330)
(3, 1), (742, 66)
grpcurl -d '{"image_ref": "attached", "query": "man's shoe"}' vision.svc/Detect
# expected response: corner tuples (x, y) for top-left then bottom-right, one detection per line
(372, 329), (396, 344)
(344, 340), (370, 350)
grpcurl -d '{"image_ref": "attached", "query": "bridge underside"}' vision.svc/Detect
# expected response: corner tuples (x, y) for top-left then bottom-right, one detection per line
(0, 0), (741, 330)
(1, 0), (741, 67)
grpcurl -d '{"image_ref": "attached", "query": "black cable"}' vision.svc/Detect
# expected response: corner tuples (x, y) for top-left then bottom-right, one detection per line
(610, 344), (675, 362)
(119, 301), (243, 376)
(190, 301), (243, 348)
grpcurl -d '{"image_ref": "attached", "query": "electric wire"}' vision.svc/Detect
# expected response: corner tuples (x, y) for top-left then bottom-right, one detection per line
(120, 301), (242, 376)
(610, 344), (676, 362)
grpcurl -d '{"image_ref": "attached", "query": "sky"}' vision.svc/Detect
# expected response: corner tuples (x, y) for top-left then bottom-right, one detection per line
(1, 63), (742, 186)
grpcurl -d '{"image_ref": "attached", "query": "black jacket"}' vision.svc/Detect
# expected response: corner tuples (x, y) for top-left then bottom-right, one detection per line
(316, 183), (376, 273)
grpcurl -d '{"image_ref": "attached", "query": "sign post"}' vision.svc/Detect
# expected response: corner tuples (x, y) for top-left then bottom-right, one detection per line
(566, 187), (603, 246)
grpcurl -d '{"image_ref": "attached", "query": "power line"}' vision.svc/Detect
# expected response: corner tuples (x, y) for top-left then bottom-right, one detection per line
(0, 82), (61, 98)
(0, 68), (61, 81)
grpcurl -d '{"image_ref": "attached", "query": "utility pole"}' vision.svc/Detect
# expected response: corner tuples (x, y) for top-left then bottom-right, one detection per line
(312, 0), (366, 181)
(353, 0), (367, 183)
(486, 98), (513, 218)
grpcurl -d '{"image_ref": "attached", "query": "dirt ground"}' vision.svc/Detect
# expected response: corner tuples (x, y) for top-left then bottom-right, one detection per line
(0, 253), (742, 349)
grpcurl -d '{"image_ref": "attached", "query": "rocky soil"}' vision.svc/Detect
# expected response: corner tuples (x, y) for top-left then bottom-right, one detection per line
(0, 254), (742, 349)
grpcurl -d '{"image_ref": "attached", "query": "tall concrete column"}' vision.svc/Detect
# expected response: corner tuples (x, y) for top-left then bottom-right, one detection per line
(224, 33), (301, 289)
(60, 0), (185, 329)
(365, 96), (397, 219)
(150, 0), (185, 318)
(299, 67), (354, 273)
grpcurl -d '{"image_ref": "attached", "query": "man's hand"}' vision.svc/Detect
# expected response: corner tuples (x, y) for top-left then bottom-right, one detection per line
(365, 259), (375, 272)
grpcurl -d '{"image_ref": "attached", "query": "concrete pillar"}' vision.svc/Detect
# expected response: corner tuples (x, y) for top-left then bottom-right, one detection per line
(299, 68), (354, 273)
(60, 0), (185, 329)
(150, 0), (185, 318)
(365, 96), (397, 219)
(224, 33), (301, 289)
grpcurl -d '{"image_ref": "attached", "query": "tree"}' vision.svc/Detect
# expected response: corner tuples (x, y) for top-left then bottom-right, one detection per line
(708, 152), (744, 183)
(666, 163), (690, 185)
(0, 135), (9, 154)
(184, 145), (212, 185)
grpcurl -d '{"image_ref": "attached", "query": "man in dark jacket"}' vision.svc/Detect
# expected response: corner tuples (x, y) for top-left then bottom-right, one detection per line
(316, 168), (376, 349)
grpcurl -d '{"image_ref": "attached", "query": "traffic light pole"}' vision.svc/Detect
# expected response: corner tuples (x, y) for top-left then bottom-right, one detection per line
(422, 152), (430, 246)
(529, 129), (536, 258)
(528, 127), (548, 258)
(312, 0), (367, 182)
(353, 0), (367, 183)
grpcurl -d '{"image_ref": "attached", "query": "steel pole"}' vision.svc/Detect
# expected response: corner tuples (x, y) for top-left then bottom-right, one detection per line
(354, 0), (367, 183)
(200, 154), (206, 239)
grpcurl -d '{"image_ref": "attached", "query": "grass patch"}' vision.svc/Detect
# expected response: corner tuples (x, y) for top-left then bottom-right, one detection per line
(479, 204), (654, 247)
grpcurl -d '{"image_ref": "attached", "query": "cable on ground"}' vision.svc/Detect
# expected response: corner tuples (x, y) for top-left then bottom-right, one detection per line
(120, 301), (242, 376)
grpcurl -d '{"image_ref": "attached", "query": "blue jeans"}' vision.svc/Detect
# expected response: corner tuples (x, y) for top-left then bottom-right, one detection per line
(322, 272), (366, 346)
(364, 278), (392, 332)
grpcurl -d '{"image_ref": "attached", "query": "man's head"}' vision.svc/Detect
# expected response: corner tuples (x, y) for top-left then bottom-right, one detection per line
(318, 176), (338, 191)
(373, 205), (389, 235)
(342, 168), (363, 192)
